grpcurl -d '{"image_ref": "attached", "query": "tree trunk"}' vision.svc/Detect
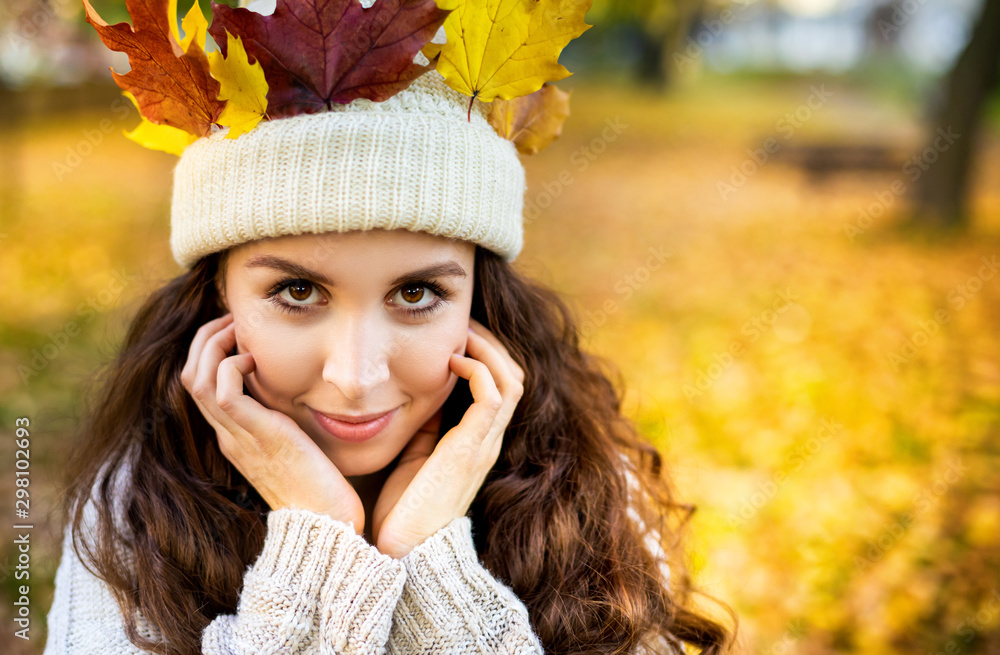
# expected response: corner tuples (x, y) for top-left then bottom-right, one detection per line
(635, 24), (670, 91)
(909, 0), (1000, 228)
(632, 0), (706, 92)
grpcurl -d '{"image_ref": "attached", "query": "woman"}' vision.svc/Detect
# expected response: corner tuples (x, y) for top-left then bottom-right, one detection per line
(45, 0), (737, 652)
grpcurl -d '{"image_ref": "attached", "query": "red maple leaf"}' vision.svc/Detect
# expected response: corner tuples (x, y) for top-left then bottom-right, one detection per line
(209, 0), (452, 119)
(83, 0), (224, 137)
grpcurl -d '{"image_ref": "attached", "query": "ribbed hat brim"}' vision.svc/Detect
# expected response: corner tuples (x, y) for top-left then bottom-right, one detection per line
(169, 72), (526, 270)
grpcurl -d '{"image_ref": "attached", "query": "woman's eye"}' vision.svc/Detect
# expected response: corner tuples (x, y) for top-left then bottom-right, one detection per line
(391, 282), (451, 317)
(278, 280), (321, 306)
(394, 284), (437, 311)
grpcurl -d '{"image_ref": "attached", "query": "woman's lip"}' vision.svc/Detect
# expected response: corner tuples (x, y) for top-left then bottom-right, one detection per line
(316, 409), (394, 423)
(310, 407), (397, 443)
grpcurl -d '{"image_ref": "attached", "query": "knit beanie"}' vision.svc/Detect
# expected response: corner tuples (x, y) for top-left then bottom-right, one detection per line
(170, 0), (525, 270)
(83, 0), (591, 270)
(169, 65), (525, 270)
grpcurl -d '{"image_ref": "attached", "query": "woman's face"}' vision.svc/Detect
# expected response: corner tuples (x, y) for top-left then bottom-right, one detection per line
(219, 228), (475, 478)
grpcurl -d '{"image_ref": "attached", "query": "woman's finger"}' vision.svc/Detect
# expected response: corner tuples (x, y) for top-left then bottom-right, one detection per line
(445, 353), (505, 461)
(180, 313), (233, 391)
(466, 328), (524, 403)
(215, 352), (291, 460)
(468, 320), (525, 386)
(182, 316), (234, 437)
(191, 322), (246, 436)
(464, 329), (524, 462)
(190, 320), (236, 403)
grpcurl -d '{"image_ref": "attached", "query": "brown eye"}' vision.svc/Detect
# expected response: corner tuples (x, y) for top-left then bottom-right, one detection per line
(265, 278), (326, 315)
(400, 285), (425, 304)
(391, 283), (442, 315)
(287, 281), (313, 302)
(275, 280), (321, 308)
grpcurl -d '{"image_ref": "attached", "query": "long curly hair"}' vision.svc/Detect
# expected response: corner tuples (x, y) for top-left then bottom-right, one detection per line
(57, 244), (738, 654)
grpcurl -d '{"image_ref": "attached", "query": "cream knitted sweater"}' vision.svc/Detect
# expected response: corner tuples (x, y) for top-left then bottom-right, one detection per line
(42, 454), (681, 654)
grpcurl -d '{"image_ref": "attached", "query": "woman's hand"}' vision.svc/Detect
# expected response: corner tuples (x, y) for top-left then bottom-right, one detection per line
(371, 318), (525, 559)
(180, 313), (366, 534)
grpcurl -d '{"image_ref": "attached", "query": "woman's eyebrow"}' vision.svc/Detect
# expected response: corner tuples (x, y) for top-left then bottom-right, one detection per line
(243, 255), (467, 287)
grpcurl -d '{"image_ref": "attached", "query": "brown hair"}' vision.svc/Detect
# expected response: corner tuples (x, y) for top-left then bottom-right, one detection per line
(58, 245), (738, 654)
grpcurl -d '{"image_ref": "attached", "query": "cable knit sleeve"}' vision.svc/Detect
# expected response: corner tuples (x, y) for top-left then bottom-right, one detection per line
(202, 508), (406, 654)
(387, 515), (543, 655)
(43, 485), (406, 654)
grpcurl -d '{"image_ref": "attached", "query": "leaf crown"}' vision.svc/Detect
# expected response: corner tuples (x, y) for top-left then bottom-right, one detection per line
(83, 0), (593, 157)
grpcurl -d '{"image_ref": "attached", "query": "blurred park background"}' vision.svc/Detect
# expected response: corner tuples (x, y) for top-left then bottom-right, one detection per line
(2, 0), (1000, 653)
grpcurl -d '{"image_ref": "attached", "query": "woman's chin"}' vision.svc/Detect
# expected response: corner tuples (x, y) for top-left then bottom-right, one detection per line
(324, 446), (401, 479)
(336, 460), (378, 478)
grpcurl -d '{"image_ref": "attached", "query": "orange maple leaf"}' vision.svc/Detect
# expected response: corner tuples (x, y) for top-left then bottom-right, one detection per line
(83, 0), (224, 137)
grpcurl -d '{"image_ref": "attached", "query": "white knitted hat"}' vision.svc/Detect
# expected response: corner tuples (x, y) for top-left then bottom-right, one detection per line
(168, 0), (526, 270)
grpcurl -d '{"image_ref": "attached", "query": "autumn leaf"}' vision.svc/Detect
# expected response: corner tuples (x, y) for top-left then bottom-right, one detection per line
(486, 83), (570, 155)
(171, 0), (207, 51)
(83, 0), (224, 137)
(121, 91), (199, 155)
(434, 0), (593, 119)
(209, 0), (456, 119)
(207, 30), (270, 139)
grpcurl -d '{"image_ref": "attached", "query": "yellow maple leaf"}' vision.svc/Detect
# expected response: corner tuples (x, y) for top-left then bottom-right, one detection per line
(434, 0), (592, 116)
(168, 0), (208, 53)
(207, 30), (269, 140)
(121, 91), (198, 156)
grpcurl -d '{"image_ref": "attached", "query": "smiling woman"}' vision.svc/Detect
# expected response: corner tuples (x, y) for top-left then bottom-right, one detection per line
(43, 0), (737, 653)
(50, 235), (739, 654)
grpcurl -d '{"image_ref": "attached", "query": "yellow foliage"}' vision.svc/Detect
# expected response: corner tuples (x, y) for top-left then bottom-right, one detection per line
(433, 0), (592, 103)
(179, 0), (208, 52)
(207, 31), (269, 140)
(121, 91), (198, 155)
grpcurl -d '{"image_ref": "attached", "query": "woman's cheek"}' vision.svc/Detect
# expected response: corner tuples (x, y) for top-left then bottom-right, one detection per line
(233, 320), (313, 407)
(233, 321), (250, 356)
(393, 331), (464, 393)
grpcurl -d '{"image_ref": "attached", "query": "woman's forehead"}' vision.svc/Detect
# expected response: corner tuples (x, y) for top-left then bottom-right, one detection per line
(225, 230), (475, 280)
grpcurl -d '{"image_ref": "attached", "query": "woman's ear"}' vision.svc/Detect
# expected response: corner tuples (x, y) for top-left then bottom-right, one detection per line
(214, 274), (229, 312)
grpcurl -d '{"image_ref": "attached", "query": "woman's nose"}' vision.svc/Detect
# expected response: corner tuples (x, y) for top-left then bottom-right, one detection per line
(321, 315), (391, 400)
